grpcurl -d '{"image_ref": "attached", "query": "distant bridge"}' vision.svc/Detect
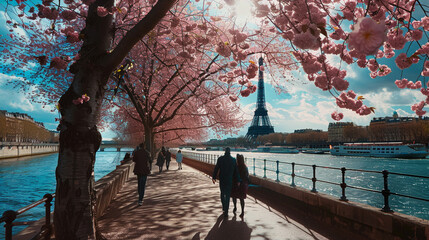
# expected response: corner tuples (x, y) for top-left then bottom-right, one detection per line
(99, 141), (135, 152)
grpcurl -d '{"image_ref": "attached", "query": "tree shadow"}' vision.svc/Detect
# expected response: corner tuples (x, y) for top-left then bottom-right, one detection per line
(204, 215), (252, 240)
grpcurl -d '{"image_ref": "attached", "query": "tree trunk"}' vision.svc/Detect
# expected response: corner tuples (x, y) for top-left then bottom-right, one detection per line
(54, 68), (106, 239)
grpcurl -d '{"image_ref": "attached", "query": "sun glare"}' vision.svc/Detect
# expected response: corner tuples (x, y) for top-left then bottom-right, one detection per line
(229, 0), (253, 25)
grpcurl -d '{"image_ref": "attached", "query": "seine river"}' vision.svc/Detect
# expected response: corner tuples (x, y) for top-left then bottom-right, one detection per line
(0, 150), (131, 237)
(1, 150), (428, 237)
(181, 150), (429, 221)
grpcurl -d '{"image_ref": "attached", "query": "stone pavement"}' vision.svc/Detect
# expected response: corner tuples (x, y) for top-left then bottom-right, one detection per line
(98, 161), (332, 240)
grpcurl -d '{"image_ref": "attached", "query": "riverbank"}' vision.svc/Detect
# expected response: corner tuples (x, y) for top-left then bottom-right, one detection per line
(0, 143), (58, 159)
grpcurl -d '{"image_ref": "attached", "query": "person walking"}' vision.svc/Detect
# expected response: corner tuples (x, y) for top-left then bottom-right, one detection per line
(165, 148), (171, 170)
(231, 154), (249, 218)
(132, 143), (151, 206)
(176, 150), (183, 170)
(156, 147), (166, 173)
(212, 147), (241, 218)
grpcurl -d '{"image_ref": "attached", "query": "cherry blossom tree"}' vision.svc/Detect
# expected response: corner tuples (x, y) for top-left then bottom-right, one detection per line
(254, 0), (429, 119)
(2, 0), (179, 238)
(105, 1), (295, 157)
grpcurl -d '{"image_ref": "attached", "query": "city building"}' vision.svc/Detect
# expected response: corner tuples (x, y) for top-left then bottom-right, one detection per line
(369, 112), (429, 142)
(327, 122), (354, 143)
(0, 110), (57, 143)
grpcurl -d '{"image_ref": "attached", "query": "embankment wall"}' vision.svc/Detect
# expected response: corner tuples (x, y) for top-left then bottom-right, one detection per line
(0, 143), (58, 159)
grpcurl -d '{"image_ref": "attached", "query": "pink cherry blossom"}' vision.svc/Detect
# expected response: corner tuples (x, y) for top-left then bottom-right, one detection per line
(81, 94), (90, 102)
(292, 31), (319, 50)
(66, 31), (80, 43)
(356, 106), (372, 116)
(97, 7), (109, 18)
(72, 98), (84, 105)
(421, 88), (429, 96)
(49, 57), (68, 70)
(395, 78), (409, 89)
(240, 89), (251, 97)
(395, 53), (413, 70)
(215, 42), (231, 57)
(61, 10), (77, 21)
(229, 95), (238, 102)
(332, 77), (349, 91)
(347, 17), (387, 56)
(331, 111), (343, 121)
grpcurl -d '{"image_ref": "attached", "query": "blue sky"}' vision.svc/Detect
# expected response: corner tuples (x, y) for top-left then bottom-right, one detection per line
(1, 1), (428, 140)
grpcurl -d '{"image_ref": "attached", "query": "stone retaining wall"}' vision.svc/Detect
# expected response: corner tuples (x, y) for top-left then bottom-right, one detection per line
(0, 143), (58, 159)
(94, 160), (134, 217)
(181, 156), (429, 240)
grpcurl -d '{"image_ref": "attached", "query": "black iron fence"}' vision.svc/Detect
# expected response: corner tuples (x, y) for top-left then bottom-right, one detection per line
(1, 193), (54, 240)
(180, 151), (429, 215)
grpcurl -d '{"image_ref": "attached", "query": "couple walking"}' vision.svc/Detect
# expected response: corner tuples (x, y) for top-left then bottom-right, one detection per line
(212, 147), (249, 218)
(155, 147), (171, 173)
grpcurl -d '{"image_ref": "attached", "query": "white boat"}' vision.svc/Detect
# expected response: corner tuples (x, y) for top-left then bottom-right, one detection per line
(251, 146), (299, 154)
(301, 150), (325, 154)
(252, 146), (271, 152)
(330, 142), (428, 159)
(269, 146), (299, 154)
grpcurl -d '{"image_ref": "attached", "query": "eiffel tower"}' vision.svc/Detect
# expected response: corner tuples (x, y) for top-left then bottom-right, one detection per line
(245, 57), (274, 140)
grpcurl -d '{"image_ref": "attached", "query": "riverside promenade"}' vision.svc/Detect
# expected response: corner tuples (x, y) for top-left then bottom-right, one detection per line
(97, 160), (358, 240)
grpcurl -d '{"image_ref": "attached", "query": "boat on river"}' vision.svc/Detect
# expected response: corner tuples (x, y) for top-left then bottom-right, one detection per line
(252, 146), (299, 154)
(301, 149), (325, 154)
(330, 142), (429, 159)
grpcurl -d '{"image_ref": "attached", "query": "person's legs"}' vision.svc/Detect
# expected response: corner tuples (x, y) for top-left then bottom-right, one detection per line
(232, 198), (237, 213)
(220, 185), (231, 216)
(166, 161), (169, 170)
(137, 175), (148, 204)
(179, 162), (182, 169)
(239, 198), (245, 217)
(159, 165), (162, 173)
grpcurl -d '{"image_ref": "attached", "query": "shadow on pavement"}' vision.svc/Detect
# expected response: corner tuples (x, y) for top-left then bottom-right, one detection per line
(203, 214), (252, 240)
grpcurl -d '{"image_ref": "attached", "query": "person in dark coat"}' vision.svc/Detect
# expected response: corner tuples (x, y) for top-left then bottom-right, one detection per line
(231, 154), (249, 218)
(165, 148), (171, 170)
(212, 147), (241, 218)
(120, 152), (131, 165)
(156, 147), (166, 173)
(133, 143), (151, 206)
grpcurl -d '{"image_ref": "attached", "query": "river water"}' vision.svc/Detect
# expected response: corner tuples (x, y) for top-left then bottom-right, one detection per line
(0, 150), (131, 237)
(180, 150), (429, 221)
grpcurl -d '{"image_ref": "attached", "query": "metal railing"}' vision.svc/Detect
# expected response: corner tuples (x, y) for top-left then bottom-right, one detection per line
(1, 193), (55, 240)
(180, 151), (429, 214)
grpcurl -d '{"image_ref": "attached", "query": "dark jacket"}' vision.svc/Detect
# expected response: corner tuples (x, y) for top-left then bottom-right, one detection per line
(212, 154), (241, 187)
(133, 148), (151, 175)
(165, 151), (171, 162)
(156, 152), (165, 166)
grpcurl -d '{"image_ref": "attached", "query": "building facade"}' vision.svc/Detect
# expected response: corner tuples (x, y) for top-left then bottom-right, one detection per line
(328, 122), (354, 143)
(369, 112), (429, 142)
(0, 110), (57, 143)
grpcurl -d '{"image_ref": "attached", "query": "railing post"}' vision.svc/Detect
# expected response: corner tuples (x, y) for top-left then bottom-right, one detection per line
(43, 193), (53, 239)
(311, 164), (317, 193)
(291, 162), (296, 187)
(340, 167), (348, 201)
(253, 158), (256, 176)
(276, 160), (279, 182)
(2, 210), (17, 240)
(382, 170), (393, 212)
(263, 159), (267, 178)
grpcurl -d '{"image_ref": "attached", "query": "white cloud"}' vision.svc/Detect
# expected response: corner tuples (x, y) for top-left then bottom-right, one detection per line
(8, 95), (35, 112)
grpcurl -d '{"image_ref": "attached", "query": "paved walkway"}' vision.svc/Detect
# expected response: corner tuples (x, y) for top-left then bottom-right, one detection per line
(98, 161), (331, 240)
